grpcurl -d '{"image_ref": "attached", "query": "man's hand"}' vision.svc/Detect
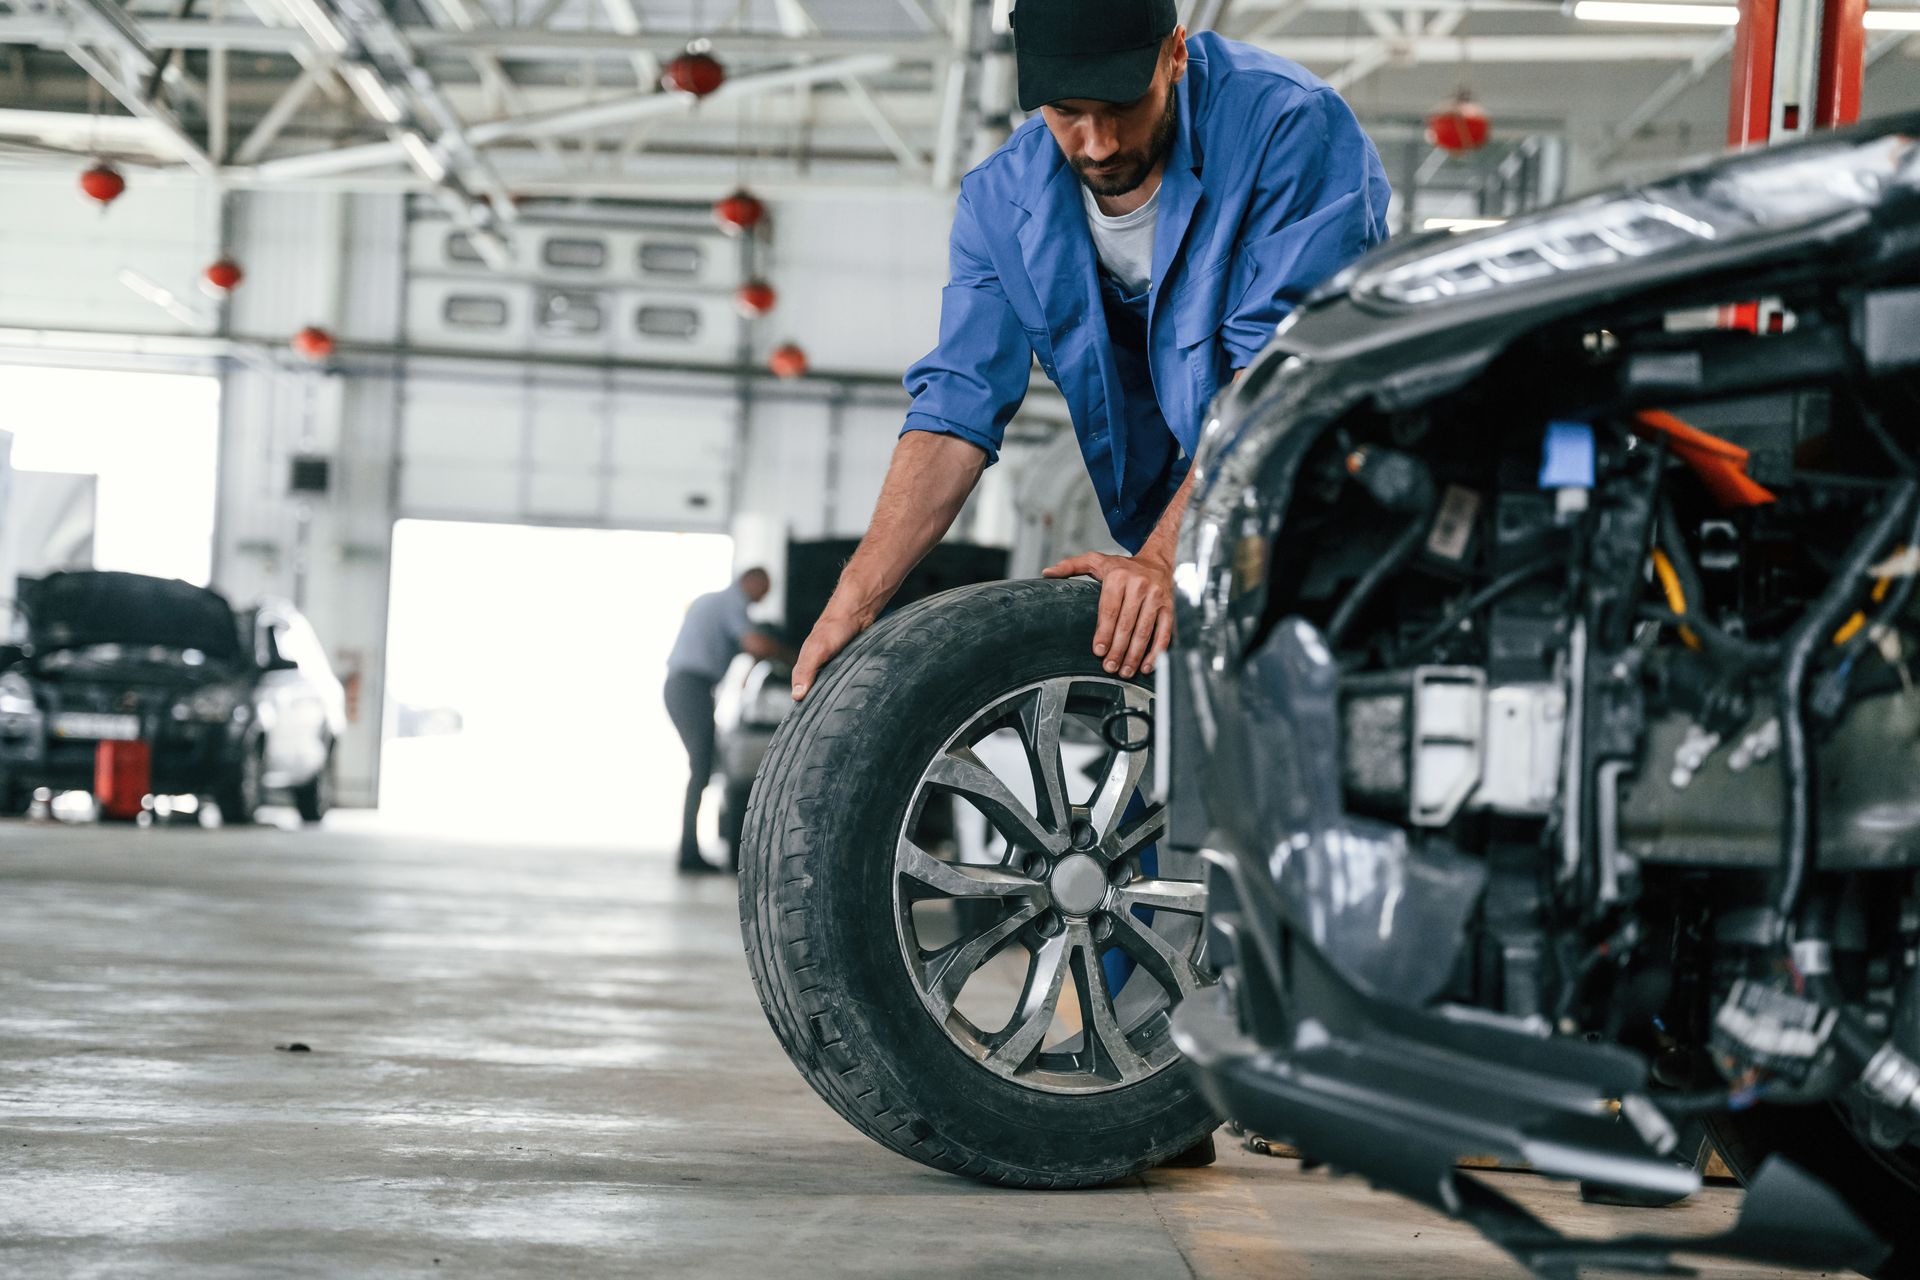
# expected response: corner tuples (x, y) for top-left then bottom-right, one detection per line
(1042, 549), (1174, 679)
(791, 607), (874, 702)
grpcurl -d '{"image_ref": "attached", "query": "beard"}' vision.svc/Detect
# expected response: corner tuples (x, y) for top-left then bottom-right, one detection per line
(1070, 88), (1179, 198)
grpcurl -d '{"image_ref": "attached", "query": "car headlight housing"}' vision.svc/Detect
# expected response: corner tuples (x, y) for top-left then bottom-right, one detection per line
(1354, 127), (1919, 309)
(0, 671), (36, 717)
(177, 684), (243, 724)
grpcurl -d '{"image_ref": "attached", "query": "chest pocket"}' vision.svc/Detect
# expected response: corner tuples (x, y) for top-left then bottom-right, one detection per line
(1167, 253), (1233, 349)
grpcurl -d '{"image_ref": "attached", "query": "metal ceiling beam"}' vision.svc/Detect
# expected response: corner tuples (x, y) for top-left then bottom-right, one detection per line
(50, 0), (209, 109)
(58, 40), (218, 174)
(242, 51), (900, 179)
(593, 0), (663, 95)
(231, 61), (321, 162)
(0, 15), (1744, 65)
(770, 0), (929, 176)
(1252, 33), (1730, 61)
(0, 16), (955, 59)
(1237, 0), (1308, 40)
(1596, 27), (1737, 162)
(419, 0), (565, 165)
(442, 29), (950, 61)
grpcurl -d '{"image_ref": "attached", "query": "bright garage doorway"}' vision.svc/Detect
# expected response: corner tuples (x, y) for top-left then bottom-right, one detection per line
(378, 519), (736, 849)
(0, 365), (220, 586)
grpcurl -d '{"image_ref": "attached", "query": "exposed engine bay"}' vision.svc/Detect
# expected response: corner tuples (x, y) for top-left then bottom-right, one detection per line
(1166, 116), (1920, 1276)
(1313, 376), (1920, 1108)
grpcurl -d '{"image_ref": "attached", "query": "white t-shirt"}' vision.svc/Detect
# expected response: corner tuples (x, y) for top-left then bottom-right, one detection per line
(1081, 184), (1160, 297)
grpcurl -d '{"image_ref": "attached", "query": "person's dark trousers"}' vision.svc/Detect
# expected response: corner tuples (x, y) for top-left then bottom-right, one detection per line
(663, 671), (719, 870)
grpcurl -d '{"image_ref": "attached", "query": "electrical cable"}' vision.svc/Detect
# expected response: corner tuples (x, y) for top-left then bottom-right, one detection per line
(1850, 386), (1918, 478)
(1774, 479), (1920, 938)
(1394, 555), (1563, 664)
(1648, 549), (1701, 650)
(1653, 494), (1778, 667)
(1326, 451), (1437, 649)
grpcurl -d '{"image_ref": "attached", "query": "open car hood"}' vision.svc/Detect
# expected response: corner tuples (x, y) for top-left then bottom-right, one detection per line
(18, 571), (244, 664)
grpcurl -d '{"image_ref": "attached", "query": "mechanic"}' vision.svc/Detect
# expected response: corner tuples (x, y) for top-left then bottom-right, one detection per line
(664, 568), (793, 876)
(791, 0), (1390, 700)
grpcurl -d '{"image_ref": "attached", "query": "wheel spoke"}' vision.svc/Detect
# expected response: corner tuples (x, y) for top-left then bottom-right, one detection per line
(1069, 926), (1154, 1083)
(1104, 804), (1168, 868)
(924, 903), (1044, 1020)
(1017, 679), (1072, 831)
(1113, 877), (1206, 916)
(925, 748), (1068, 856)
(898, 837), (1044, 900)
(1107, 910), (1208, 1002)
(1086, 687), (1152, 840)
(898, 674), (1184, 1096)
(987, 930), (1071, 1072)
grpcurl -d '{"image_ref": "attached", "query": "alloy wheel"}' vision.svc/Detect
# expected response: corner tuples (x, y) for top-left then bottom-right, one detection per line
(892, 676), (1209, 1095)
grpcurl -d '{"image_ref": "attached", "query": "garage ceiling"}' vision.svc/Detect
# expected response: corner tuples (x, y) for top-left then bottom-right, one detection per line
(0, 0), (1915, 212)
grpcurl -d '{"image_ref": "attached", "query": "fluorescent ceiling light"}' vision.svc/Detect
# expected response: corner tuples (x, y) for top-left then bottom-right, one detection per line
(277, 0), (352, 53)
(1866, 8), (1920, 29)
(1572, 1), (1738, 24)
(394, 129), (447, 182)
(1424, 216), (1509, 231)
(339, 64), (406, 123)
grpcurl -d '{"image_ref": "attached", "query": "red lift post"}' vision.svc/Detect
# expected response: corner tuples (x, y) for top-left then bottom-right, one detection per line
(1725, 0), (1865, 329)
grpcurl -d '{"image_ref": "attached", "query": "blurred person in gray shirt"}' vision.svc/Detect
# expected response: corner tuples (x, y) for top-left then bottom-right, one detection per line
(665, 568), (792, 874)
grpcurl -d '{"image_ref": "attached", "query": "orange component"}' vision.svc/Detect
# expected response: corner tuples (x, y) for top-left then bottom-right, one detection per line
(1649, 550), (1703, 651)
(1633, 410), (1778, 508)
(95, 739), (151, 821)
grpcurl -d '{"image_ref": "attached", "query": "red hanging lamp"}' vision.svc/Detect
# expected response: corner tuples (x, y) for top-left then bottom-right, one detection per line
(712, 189), (766, 236)
(202, 258), (245, 296)
(79, 162), (126, 207)
(768, 343), (808, 379)
(734, 281), (777, 318)
(663, 46), (726, 98)
(1426, 94), (1491, 154)
(291, 326), (336, 360)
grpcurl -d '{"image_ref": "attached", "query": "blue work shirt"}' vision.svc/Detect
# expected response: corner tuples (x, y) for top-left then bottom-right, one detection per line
(902, 33), (1391, 550)
(667, 584), (754, 683)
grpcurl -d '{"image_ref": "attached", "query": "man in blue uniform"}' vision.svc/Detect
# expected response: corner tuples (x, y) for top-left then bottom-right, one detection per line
(791, 0), (1390, 696)
(665, 568), (791, 874)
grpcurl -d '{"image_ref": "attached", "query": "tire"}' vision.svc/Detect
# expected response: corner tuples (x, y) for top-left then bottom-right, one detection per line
(739, 578), (1218, 1188)
(293, 746), (332, 824)
(216, 737), (264, 826)
(1704, 1105), (1920, 1277)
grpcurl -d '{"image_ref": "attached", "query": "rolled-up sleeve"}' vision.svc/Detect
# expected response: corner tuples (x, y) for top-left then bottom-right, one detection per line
(900, 189), (1034, 466)
(1219, 88), (1390, 371)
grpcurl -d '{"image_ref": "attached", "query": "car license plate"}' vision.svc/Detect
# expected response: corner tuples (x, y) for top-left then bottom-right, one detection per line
(51, 713), (140, 741)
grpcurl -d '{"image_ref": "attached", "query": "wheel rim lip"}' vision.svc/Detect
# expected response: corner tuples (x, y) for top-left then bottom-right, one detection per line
(890, 674), (1206, 1097)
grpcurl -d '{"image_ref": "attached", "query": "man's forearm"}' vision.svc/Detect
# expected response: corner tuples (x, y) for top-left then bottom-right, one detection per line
(828, 431), (987, 623)
(1135, 470), (1194, 568)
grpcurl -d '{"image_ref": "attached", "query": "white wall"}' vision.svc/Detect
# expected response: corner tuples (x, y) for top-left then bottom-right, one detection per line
(0, 172), (221, 333)
(754, 196), (950, 375)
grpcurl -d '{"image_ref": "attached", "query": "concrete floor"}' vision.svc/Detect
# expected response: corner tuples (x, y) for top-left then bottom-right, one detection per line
(0, 820), (1817, 1279)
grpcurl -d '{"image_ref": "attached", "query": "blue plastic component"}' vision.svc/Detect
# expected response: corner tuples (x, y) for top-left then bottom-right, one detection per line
(1539, 420), (1596, 489)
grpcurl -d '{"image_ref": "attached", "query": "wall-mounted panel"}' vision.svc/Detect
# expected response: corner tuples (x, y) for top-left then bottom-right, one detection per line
(398, 374), (731, 532)
(404, 279), (531, 351)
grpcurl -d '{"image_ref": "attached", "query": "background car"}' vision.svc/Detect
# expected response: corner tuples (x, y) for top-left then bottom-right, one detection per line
(0, 571), (345, 823)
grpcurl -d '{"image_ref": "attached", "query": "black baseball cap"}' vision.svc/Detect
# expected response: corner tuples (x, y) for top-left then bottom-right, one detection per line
(1012, 0), (1178, 112)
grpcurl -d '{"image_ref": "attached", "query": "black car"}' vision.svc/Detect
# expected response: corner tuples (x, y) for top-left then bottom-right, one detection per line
(0, 571), (344, 823)
(743, 114), (1920, 1278)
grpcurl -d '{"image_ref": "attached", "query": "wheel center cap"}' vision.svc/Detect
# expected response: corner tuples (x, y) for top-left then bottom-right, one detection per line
(1048, 854), (1108, 917)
